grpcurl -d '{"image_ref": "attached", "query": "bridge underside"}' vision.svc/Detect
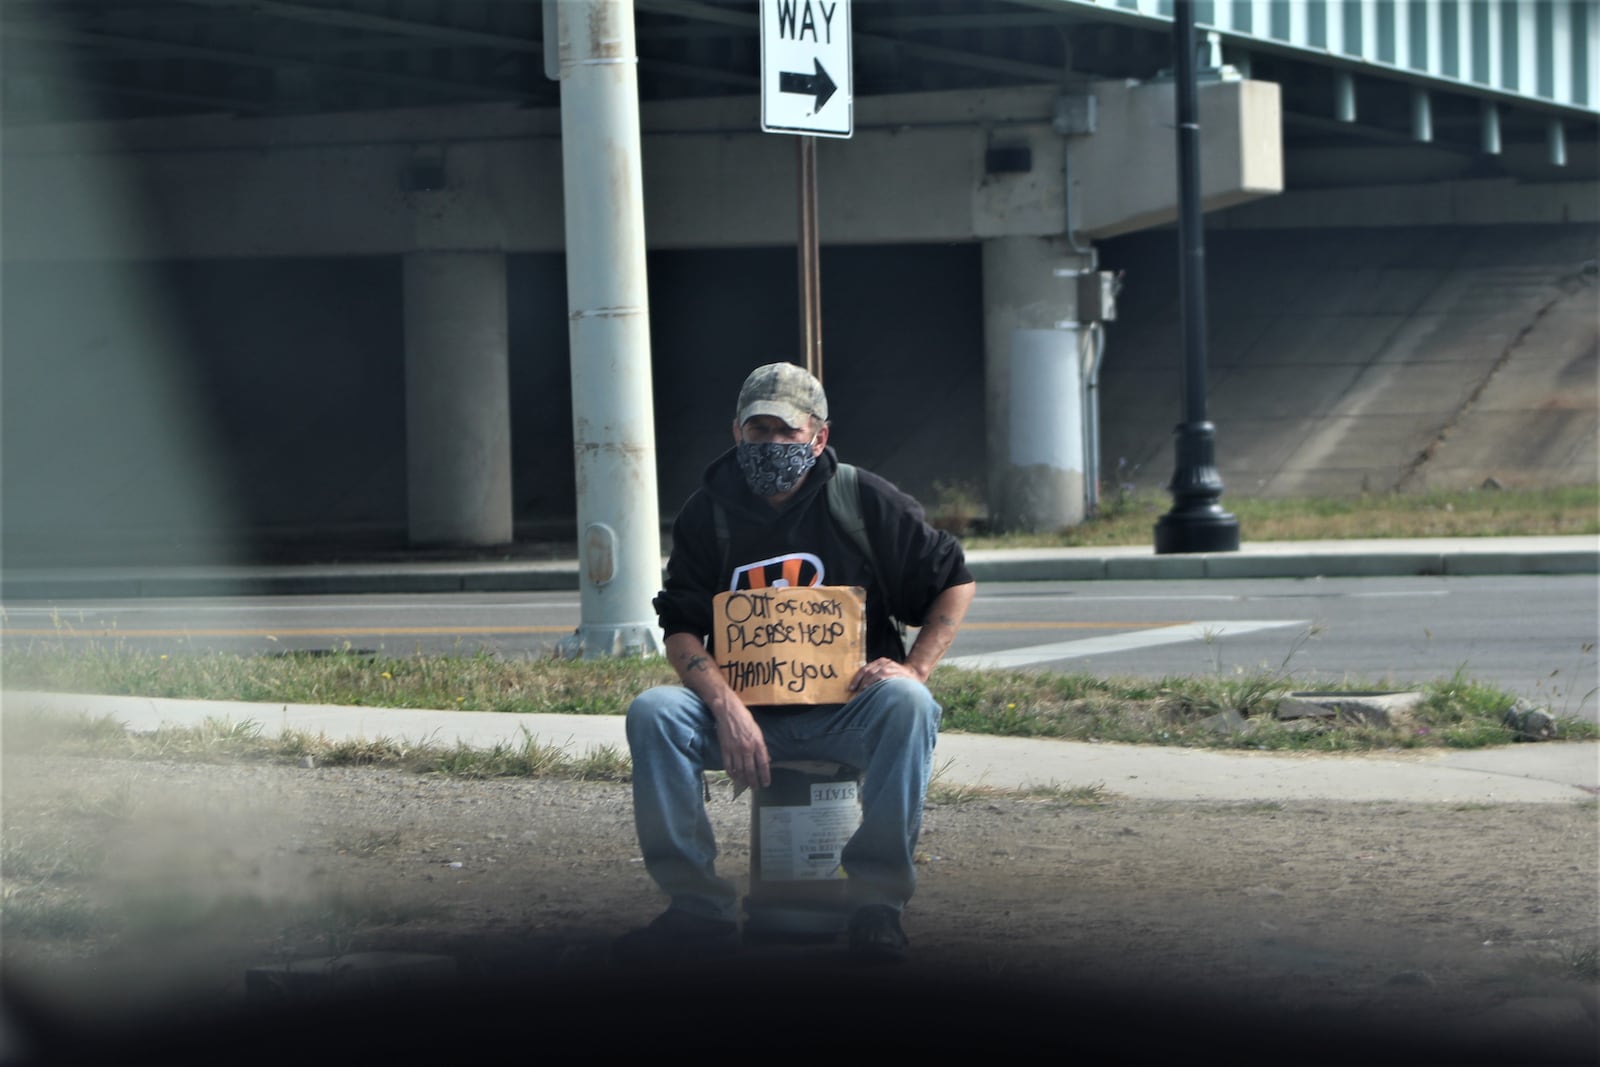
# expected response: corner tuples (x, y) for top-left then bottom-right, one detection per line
(1, 2), (1595, 563)
(4, 0), (1592, 184)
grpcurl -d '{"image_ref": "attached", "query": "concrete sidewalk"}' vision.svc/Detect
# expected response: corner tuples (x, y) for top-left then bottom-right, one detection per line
(8, 690), (1597, 805)
(0, 535), (1594, 600)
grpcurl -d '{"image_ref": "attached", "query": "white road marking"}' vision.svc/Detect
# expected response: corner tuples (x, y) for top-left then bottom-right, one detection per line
(1347, 591), (1451, 599)
(979, 591), (1449, 604)
(944, 620), (1313, 670)
(983, 594), (1241, 603)
(0, 601), (581, 617)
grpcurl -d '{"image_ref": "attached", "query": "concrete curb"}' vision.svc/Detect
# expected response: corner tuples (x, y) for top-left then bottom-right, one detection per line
(965, 547), (1599, 582)
(0, 563), (581, 600)
(2, 539), (1594, 599)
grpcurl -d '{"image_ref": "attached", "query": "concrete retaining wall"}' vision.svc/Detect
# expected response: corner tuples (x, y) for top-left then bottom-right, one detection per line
(1100, 222), (1600, 498)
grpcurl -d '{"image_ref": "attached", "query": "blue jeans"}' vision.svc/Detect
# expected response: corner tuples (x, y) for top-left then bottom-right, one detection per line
(625, 678), (942, 923)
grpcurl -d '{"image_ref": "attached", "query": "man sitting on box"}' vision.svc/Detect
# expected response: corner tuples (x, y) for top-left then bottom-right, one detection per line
(614, 361), (976, 963)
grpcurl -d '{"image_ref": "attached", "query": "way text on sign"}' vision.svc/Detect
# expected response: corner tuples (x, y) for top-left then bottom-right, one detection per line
(774, 0), (841, 44)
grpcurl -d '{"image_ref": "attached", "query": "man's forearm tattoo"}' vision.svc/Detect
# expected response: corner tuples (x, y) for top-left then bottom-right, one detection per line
(684, 654), (711, 674)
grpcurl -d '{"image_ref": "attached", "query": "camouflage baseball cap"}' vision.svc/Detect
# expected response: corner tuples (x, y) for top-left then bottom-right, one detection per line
(734, 362), (829, 429)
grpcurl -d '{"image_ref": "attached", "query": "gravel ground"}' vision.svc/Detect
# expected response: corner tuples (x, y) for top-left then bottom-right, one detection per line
(2, 752), (1597, 1062)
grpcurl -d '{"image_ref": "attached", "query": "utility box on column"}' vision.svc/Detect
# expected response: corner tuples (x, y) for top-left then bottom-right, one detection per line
(1004, 325), (1085, 531)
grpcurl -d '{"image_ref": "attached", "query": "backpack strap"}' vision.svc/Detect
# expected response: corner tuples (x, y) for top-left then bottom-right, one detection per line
(827, 463), (907, 647)
(712, 499), (730, 559)
(825, 462), (874, 573)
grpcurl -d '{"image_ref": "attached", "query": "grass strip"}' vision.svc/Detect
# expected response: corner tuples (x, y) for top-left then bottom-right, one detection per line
(1, 644), (677, 717)
(4, 645), (1594, 759)
(952, 485), (1599, 548)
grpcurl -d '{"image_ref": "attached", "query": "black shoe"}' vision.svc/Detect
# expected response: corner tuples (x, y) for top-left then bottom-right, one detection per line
(612, 909), (739, 964)
(848, 905), (909, 962)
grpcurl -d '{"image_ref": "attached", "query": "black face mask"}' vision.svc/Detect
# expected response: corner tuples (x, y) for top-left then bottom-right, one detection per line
(735, 439), (817, 497)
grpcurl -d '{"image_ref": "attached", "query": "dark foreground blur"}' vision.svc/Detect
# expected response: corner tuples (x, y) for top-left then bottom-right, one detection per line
(4, 957), (1594, 1066)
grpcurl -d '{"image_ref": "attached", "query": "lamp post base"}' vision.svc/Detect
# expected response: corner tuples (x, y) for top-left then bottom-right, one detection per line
(1154, 420), (1241, 554)
(1154, 508), (1241, 554)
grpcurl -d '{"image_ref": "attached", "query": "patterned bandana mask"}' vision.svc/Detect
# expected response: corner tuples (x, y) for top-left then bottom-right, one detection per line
(736, 439), (817, 497)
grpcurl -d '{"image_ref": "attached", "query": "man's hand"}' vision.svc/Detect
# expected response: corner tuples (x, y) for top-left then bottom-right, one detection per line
(851, 581), (976, 691)
(848, 657), (926, 691)
(709, 694), (771, 790)
(666, 632), (772, 790)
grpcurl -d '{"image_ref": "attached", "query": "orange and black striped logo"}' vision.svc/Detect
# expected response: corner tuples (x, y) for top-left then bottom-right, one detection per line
(728, 552), (826, 591)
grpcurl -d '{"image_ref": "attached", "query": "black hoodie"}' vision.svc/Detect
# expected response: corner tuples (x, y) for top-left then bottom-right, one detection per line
(653, 446), (973, 677)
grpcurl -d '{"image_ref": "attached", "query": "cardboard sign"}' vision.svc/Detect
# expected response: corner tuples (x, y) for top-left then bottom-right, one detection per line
(712, 586), (866, 705)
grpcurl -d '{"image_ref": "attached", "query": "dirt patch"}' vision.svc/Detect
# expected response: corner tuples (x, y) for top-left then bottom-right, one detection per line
(3, 753), (1597, 1061)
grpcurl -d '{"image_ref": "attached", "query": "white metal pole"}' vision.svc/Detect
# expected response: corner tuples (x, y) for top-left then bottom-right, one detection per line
(556, 0), (665, 659)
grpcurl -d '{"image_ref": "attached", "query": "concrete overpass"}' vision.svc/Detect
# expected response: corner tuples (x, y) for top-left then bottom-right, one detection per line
(1, 0), (1594, 569)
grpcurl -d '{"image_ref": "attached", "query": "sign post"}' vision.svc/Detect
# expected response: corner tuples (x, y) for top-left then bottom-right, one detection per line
(797, 136), (820, 380)
(760, 0), (852, 383)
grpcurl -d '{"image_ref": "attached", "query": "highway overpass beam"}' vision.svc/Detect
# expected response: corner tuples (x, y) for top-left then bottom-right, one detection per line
(1068, 77), (1282, 241)
(1411, 88), (1434, 143)
(1481, 101), (1502, 155)
(1334, 71), (1357, 122)
(1548, 119), (1568, 167)
(402, 251), (514, 547)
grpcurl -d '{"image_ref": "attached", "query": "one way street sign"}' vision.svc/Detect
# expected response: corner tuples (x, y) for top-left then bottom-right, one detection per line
(760, 0), (852, 138)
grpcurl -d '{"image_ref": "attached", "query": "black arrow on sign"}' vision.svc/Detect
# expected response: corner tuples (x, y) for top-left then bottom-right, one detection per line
(779, 58), (837, 113)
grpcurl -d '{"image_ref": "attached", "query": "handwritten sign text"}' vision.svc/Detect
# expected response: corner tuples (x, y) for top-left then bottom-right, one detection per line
(712, 585), (866, 705)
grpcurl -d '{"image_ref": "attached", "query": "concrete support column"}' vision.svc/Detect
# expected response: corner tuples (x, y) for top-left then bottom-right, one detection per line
(402, 251), (513, 546)
(982, 235), (1093, 532)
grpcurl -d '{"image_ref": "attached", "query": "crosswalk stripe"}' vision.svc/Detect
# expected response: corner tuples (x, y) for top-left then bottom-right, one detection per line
(943, 620), (1312, 670)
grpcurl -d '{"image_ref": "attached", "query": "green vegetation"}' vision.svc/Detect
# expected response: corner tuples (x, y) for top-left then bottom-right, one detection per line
(2, 642), (677, 717)
(956, 485), (1599, 548)
(4, 643), (1593, 770)
(933, 663), (1596, 751)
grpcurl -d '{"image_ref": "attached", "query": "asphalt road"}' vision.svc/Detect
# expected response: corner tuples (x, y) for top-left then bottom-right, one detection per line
(4, 574), (1595, 718)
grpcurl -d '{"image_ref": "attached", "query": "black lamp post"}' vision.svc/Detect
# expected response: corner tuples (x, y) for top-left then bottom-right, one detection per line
(1154, 0), (1240, 555)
